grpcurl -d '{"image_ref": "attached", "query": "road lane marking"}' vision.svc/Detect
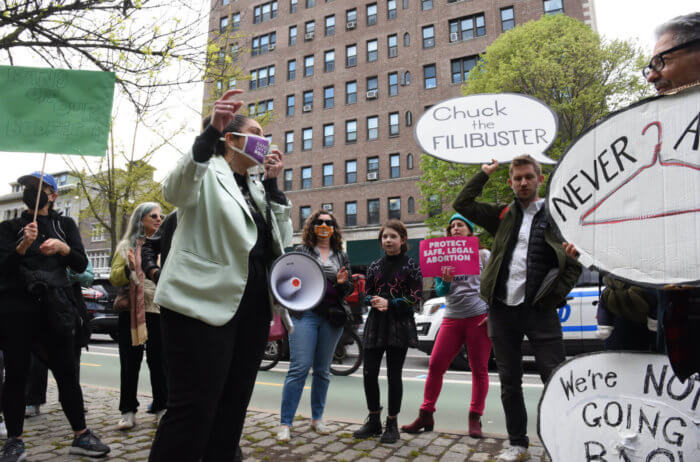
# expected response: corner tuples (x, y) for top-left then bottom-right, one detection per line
(257, 381), (309, 390)
(80, 362), (101, 367)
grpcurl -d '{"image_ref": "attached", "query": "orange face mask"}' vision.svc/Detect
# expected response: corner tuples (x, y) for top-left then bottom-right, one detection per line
(314, 224), (333, 239)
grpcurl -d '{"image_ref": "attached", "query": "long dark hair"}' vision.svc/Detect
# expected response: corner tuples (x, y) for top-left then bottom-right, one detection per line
(378, 219), (408, 254)
(301, 209), (344, 253)
(213, 114), (253, 156)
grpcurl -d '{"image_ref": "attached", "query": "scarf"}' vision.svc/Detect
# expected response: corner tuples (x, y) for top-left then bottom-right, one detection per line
(128, 238), (148, 346)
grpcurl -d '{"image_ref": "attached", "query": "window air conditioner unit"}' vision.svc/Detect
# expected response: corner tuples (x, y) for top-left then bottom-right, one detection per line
(268, 43), (276, 51)
(305, 32), (315, 40)
(346, 21), (356, 30)
(366, 90), (378, 99)
(302, 104), (312, 112)
(450, 32), (459, 42)
(367, 172), (378, 181)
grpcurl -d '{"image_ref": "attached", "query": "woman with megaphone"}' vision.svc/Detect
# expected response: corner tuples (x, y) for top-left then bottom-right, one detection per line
(277, 210), (353, 442)
(148, 89), (293, 462)
(353, 219), (422, 444)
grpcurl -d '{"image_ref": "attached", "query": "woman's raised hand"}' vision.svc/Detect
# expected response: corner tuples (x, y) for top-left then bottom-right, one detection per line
(337, 266), (349, 285)
(211, 89), (244, 133)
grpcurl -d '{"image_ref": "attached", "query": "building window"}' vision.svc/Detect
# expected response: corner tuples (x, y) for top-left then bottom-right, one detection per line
(300, 206), (311, 230)
(422, 25), (435, 48)
(544, 0), (563, 15)
(405, 111), (413, 126)
(367, 199), (380, 224)
(420, 0), (432, 11)
(367, 156), (379, 176)
(304, 55), (314, 76)
(228, 78), (237, 89)
(402, 71), (411, 86)
(286, 94), (295, 116)
(449, 13), (486, 42)
(323, 86), (334, 109)
(403, 0), (408, 8)
(216, 80), (223, 96)
(249, 65), (275, 89)
(501, 7), (514, 31)
(284, 169), (293, 190)
(251, 32), (276, 56)
(345, 202), (357, 226)
(323, 163), (334, 186)
(345, 119), (357, 143)
(367, 3), (377, 26)
(366, 75), (378, 96)
(302, 128), (313, 150)
(253, 1), (278, 24)
(451, 55), (478, 84)
(407, 153), (414, 169)
(388, 197), (401, 219)
(390, 153), (400, 178)
(304, 20), (315, 39)
(91, 224), (106, 242)
(346, 8), (357, 26)
(387, 0), (397, 19)
(287, 59), (296, 80)
(324, 49), (335, 72)
(220, 16), (229, 33)
(302, 89), (313, 110)
(367, 116), (379, 140)
(290, 0), (298, 13)
(388, 72), (398, 96)
(389, 112), (399, 136)
(346, 160), (357, 184)
(285, 131), (294, 153)
(325, 15), (335, 35)
(423, 64), (437, 89)
(403, 32), (410, 47)
(87, 249), (110, 273)
(232, 12), (240, 29)
(408, 196), (415, 213)
(367, 39), (378, 62)
(322, 203), (334, 213)
(428, 194), (442, 217)
(301, 166), (312, 189)
(346, 44), (357, 67)
(387, 34), (398, 58)
(323, 124), (335, 147)
(346, 81), (357, 104)
(289, 25), (298, 45)
(306, 0), (315, 7)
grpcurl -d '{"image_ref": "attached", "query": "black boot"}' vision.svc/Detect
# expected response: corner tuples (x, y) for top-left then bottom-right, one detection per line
(380, 416), (400, 444)
(353, 410), (383, 439)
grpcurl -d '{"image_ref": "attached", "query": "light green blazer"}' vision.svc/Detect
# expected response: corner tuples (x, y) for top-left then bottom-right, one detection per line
(154, 152), (292, 326)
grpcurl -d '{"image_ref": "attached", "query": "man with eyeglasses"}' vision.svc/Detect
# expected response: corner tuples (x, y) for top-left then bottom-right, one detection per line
(644, 12), (700, 94)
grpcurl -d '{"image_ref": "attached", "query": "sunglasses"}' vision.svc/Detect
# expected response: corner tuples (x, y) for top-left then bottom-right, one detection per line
(314, 219), (334, 226)
(149, 214), (165, 220)
(642, 38), (700, 78)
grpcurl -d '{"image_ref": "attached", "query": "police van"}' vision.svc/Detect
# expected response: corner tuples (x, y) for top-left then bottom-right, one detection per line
(415, 267), (603, 369)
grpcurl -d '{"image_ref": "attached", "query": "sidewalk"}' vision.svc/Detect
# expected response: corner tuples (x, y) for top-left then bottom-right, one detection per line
(16, 383), (551, 461)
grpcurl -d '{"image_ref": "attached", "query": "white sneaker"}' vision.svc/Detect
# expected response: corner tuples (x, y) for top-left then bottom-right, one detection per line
(497, 445), (530, 462)
(117, 412), (136, 430)
(0, 420), (7, 439)
(311, 420), (331, 435)
(276, 425), (291, 442)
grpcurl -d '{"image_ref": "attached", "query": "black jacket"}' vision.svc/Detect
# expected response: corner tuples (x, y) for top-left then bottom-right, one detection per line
(142, 210), (178, 283)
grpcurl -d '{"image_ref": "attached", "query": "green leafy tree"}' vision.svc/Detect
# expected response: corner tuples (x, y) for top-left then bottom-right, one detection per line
(419, 14), (651, 240)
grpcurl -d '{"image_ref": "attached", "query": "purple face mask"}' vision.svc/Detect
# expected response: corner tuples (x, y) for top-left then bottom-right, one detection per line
(224, 132), (270, 165)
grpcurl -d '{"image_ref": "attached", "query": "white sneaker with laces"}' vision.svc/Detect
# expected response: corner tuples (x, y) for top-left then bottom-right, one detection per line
(311, 420), (331, 435)
(497, 445), (530, 462)
(117, 412), (136, 430)
(276, 425), (291, 442)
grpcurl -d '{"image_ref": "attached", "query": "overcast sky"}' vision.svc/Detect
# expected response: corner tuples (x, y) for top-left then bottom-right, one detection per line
(0, 0), (697, 194)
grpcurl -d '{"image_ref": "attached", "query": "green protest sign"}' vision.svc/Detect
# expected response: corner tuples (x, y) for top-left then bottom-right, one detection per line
(0, 65), (115, 157)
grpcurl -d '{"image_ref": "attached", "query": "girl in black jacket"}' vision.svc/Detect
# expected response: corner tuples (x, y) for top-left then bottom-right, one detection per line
(353, 219), (422, 444)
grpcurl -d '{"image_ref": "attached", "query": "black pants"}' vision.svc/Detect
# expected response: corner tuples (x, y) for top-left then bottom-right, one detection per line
(0, 351), (4, 423)
(149, 267), (272, 462)
(26, 346), (82, 407)
(488, 301), (564, 448)
(0, 311), (86, 437)
(362, 346), (408, 416)
(118, 311), (168, 413)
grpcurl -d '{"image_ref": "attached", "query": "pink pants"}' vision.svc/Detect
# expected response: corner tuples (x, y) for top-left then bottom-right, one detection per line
(420, 314), (491, 416)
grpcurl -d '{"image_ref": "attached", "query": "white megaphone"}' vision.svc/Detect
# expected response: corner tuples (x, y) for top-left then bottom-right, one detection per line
(269, 252), (326, 311)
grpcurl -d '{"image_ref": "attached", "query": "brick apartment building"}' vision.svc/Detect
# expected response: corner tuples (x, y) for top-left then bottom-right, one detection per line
(206, 0), (594, 266)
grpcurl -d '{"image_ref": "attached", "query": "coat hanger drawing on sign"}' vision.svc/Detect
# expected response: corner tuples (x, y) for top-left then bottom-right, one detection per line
(580, 121), (700, 226)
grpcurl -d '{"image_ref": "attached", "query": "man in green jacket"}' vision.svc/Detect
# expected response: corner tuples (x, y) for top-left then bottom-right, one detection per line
(453, 155), (581, 462)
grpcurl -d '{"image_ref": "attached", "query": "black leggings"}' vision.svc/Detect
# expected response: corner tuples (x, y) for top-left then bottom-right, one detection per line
(362, 346), (408, 416)
(0, 311), (86, 437)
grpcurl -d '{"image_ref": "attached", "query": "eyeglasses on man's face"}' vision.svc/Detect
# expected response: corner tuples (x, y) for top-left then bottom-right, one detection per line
(642, 38), (700, 78)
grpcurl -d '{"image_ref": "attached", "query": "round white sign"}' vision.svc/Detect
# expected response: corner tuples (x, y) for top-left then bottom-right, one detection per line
(414, 93), (558, 165)
(546, 86), (700, 286)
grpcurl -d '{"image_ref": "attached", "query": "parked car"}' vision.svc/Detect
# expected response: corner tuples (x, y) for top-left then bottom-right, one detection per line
(82, 278), (120, 341)
(415, 267), (603, 370)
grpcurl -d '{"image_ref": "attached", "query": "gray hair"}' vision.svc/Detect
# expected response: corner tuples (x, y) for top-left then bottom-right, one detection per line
(655, 12), (700, 45)
(120, 202), (161, 248)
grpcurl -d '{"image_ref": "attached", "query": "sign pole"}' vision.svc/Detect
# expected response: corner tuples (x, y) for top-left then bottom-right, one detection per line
(32, 153), (48, 222)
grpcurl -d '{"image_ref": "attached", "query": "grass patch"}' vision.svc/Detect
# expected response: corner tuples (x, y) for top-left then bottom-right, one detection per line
(409, 450), (421, 457)
(244, 436), (260, 443)
(255, 447), (265, 453)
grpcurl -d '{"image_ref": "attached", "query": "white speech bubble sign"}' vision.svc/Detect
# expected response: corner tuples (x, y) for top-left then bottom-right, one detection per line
(414, 93), (558, 165)
(546, 86), (700, 287)
(538, 352), (699, 462)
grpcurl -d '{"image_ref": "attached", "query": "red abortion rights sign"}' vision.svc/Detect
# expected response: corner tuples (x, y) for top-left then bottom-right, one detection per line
(419, 236), (480, 278)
